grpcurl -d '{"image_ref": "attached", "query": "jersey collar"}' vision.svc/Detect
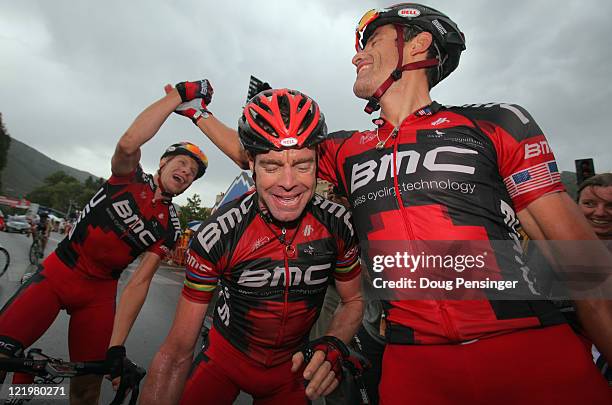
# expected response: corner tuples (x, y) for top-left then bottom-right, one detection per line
(372, 101), (443, 129)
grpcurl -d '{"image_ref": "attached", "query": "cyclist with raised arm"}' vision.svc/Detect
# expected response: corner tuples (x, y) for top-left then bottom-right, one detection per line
(0, 84), (210, 405)
(175, 4), (611, 403)
(141, 89), (363, 404)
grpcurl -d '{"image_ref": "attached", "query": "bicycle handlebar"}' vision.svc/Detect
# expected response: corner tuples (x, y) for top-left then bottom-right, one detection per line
(0, 349), (145, 405)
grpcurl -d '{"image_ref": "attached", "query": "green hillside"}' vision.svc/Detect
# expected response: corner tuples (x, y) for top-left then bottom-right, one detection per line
(0, 137), (581, 203)
(1, 138), (101, 198)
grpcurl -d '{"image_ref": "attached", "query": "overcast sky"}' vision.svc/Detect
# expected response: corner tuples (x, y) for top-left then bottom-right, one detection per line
(1, 0), (611, 206)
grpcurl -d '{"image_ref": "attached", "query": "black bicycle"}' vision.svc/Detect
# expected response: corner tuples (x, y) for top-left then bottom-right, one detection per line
(0, 243), (9, 277)
(28, 234), (44, 266)
(0, 348), (145, 405)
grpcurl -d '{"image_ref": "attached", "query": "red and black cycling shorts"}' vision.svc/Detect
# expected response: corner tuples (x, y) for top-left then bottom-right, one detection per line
(0, 252), (117, 362)
(180, 328), (309, 405)
(379, 324), (611, 405)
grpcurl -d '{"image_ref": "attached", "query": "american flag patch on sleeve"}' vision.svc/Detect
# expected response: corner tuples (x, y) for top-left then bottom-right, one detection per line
(503, 160), (561, 198)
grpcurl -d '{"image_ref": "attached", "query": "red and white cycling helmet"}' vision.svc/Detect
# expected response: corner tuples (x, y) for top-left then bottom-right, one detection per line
(238, 88), (327, 154)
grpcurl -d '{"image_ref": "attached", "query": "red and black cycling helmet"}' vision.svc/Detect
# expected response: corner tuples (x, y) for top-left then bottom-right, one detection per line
(355, 3), (466, 112)
(160, 141), (208, 179)
(238, 88), (327, 154)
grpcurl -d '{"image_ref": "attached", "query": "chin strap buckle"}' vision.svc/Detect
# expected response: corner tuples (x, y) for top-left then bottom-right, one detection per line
(364, 98), (381, 114)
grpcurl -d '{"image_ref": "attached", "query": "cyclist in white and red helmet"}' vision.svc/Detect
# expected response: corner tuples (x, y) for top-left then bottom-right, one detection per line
(142, 89), (363, 404)
(164, 4), (612, 403)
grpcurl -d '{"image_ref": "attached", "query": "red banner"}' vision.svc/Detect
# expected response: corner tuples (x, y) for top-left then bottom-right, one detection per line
(0, 196), (31, 208)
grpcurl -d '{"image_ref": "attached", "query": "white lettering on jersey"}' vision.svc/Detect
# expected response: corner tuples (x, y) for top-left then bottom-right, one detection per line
(112, 200), (156, 246)
(69, 188), (106, 239)
(524, 141), (550, 159)
(500, 199), (539, 296)
(423, 147), (478, 173)
(237, 264), (331, 288)
(198, 193), (255, 253)
(186, 250), (213, 273)
(312, 195), (354, 236)
(431, 117), (449, 126)
(168, 205), (181, 242)
(217, 286), (230, 326)
(350, 147), (478, 193)
(303, 225), (313, 237)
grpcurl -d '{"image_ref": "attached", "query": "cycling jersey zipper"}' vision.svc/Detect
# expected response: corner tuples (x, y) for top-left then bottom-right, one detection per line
(275, 247), (291, 348)
(391, 126), (416, 242)
(438, 301), (460, 341)
(388, 109), (460, 344)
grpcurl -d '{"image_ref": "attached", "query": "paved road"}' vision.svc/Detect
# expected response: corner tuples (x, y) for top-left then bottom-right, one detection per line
(0, 231), (269, 404)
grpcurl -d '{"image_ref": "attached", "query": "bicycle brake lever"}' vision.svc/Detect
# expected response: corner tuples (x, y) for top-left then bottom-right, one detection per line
(108, 361), (146, 405)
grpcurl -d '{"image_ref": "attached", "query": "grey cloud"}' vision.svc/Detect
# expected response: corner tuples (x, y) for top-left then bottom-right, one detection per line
(1, 0), (610, 206)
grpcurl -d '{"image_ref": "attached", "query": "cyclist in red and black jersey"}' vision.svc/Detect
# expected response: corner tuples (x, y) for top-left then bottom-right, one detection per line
(141, 89), (363, 404)
(173, 5), (611, 404)
(335, 5), (610, 403)
(0, 82), (211, 404)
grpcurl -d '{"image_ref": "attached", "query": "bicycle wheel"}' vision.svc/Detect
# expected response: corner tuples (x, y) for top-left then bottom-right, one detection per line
(29, 242), (40, 266)
(0, 247), (9, 277)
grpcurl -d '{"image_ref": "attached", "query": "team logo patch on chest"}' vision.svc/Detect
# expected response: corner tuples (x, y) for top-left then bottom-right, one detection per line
(237, 264), (331, 288)
(111, 198), (160, 247)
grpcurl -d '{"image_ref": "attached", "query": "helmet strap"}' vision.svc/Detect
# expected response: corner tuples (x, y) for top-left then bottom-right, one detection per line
(364, 24), (439, 114)
(155, 164), (177, 201)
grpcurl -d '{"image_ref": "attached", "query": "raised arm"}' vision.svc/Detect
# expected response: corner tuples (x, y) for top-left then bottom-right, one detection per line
(111, 89), (184, 177)
(164, 82), (249, 169)
(196, 115), (249, 169)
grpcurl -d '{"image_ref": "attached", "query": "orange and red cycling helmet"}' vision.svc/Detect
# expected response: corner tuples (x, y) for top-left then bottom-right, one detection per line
(161, 142), (208, 179)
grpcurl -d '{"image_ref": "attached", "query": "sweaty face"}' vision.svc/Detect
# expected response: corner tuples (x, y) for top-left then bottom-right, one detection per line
(252, 148), (317, 222)
(160, 155), (199, 195)
(352, 25), (400, 99)
(578, 186), (612, 240)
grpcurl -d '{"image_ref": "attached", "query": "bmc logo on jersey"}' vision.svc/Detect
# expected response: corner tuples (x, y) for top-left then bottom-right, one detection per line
(524, 140), (550, 159)
(168, 204), (181, 242)
(185, 250), (212, 273)
(312, 195), (354, 236)
(237, 263), (331, 288)
(112, 200), (157, 246)
(198, 193), (255, 253)
(344, 246), (358, 260)
(350, 146), (478, 193)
